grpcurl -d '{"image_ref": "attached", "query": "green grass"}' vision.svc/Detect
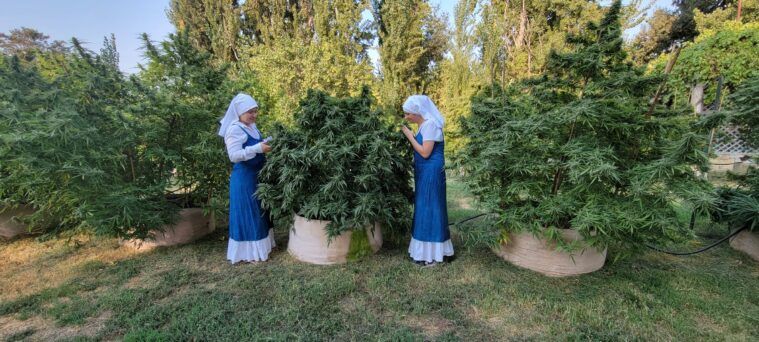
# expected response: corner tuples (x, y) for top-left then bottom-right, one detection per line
(1, 179), (757, 341)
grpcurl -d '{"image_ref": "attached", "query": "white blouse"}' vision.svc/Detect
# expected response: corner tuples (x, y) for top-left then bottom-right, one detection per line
(224, 121), (264, 163)
(417, 120), (444, 142)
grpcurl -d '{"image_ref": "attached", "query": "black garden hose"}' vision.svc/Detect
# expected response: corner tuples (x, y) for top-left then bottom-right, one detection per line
(644, 226), (747, 256)
(448, 212), (747, 256)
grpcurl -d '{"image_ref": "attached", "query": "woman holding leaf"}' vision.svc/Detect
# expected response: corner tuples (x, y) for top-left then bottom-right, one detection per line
(218, 93), (275, 263)
(401, 95), (453, 266)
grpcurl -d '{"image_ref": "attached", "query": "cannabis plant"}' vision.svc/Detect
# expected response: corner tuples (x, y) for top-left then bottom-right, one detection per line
(258, 88), (412, 238)
(0, 40), (175, 238)
(454, 1), (714, 254)
(134, 30), (251, 221)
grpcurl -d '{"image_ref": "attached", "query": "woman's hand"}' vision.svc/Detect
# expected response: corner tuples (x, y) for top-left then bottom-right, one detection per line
(261, 142), (272, 154)
(401, 125), (414, 141)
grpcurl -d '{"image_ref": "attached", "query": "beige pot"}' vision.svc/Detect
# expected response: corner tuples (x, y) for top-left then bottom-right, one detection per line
(0, 205), (36, 240)
(122, 208), (215, 249)
(729, 229), (759, 261)
(287, 214), (382, 265)
(494, 229), (607, 277)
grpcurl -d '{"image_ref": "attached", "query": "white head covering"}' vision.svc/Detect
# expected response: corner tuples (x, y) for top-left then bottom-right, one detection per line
(218, 93), (258, 137)
(402, 95), (444, 129)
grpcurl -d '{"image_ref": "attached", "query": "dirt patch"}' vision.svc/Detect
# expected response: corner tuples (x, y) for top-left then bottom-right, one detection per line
(123, 273), (150, 290)
(0, 310), (112, 341)
(465, 303), (546, 338)
(404, 314), (454, 339)
(0, 235), (150, 301)
(455, 197), (473, 210)
(693, 313), (727, 335)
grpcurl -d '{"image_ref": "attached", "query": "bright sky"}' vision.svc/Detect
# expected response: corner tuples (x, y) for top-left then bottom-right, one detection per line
(0, 0), (673, 74)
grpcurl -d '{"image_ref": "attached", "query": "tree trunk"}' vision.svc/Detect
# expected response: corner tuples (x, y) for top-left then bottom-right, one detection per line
(515, 0), (527, 48)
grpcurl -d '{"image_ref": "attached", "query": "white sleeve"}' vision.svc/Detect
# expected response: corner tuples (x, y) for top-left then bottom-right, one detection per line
(224, 125), (263, 163)
(419, 122), (444, 142)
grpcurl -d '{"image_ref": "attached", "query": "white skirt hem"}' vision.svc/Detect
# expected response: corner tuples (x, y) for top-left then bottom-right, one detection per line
(227, 229), (276, 263)
(408, 238), (454, 262)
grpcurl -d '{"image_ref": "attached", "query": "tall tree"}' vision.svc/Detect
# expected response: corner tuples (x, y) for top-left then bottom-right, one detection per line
(240, 0), (317, 45)
(437, 0), (483, 154)
(478, 0), (604, 84)
(669, 0), (733, 44)
(168, 0), (242, 62)
(649, 20), (759, 109)
(629, 1), (756, 64)
(0, 27), (67, 61)
(372, 0), (448, 114)
(629, 9), (678, 64)
(244, 0), (374, 124)
(477, 0), (649, 84)
(694, 0), (759, 31)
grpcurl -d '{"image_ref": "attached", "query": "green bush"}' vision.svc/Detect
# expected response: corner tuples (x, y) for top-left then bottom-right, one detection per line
(0, 31), (253, 239)
(0, 40), (176, 238)
(258, 88), (413, 238)
(454, 1), (715, 255)
(707, 77), (759, 232)
(649, 21), (759, 107)
(134, 31), (245, 221)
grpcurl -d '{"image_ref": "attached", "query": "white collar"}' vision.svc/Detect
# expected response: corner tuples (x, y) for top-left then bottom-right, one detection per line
(235, 121), (257, 131)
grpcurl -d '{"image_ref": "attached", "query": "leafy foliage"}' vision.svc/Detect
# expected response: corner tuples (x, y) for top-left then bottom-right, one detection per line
(436, 0), (483, 155)
(258, 88), (412, 237)
(707, 77), (759, 232)
(629, 9), (678, 64)
(243, 0), (374, 125)
(168, 0), (242, 63)
(0, 30), (249, 239)
(135, 30), (247, 220)
(372, 0), (448, 115)
(0, 40), (176, 238)
(454, 1), (715, 254)
(669, 0), (734, 45)
(650, 21), (759, 107)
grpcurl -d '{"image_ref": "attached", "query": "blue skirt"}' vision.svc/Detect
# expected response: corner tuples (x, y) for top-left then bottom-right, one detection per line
(408, 134), (453, 262)
(229, 162), (269, 241)
(227, 161), (274, 262)
(411, 162), (450, 242)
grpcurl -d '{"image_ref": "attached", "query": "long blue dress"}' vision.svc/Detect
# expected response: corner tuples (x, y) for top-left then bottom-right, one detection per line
(227, 125), (275, 262)
(408, 125), (453, 262)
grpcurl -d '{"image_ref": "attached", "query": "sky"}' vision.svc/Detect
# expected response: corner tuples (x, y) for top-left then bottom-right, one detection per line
(0, 0), (674, 74)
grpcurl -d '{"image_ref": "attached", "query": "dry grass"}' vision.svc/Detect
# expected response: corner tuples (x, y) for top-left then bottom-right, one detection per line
(0, 180), (757, 340)
(0, 235), (148, 302)
(0, 310), (111, 341)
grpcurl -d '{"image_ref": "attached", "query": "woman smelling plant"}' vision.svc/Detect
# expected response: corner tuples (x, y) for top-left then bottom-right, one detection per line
(401, 95), (453, 266)
(218, 93), (275, 264)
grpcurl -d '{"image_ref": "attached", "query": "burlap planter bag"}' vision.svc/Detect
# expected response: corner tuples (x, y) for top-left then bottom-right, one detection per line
(494, 229), (607, 277)
(729, 229), (759, 261)
(122, 208), (215, 249)
(287, 214), (382, 265)
(0, 205), (36, 240)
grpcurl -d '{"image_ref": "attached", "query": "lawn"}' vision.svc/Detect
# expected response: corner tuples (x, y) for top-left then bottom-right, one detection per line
(1, 179), (757, 341)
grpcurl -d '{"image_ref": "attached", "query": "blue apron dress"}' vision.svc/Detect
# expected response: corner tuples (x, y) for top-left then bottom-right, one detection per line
(227, 124), (275, 262)
(408, 129), (454, 262)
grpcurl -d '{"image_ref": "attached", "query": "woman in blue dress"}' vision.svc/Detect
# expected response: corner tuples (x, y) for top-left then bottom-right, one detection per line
(218, 93), (275, 263)
(401, 95), (453, 266)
